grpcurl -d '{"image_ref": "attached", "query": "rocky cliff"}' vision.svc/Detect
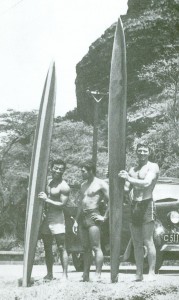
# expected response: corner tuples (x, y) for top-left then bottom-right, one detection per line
(75, 0), (179, 124)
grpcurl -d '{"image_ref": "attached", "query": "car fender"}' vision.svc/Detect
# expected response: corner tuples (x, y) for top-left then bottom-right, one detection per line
(153, 219), (167, 249)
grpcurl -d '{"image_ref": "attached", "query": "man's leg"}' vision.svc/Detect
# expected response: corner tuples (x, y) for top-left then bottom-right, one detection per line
(54, 233), (68, 279)
(78, 224), (92, 281)
(42, 234), (54, 280)
(129, 223), (143, 281)
(89, 225), (103, 280)
(142, 221), (156, 277)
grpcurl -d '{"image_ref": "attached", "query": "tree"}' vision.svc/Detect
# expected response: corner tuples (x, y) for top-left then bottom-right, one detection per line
(62, 108), (81, 122)
(138, 54), (179, 122)
(51, 120), (108, 183)
(0, 110), (37, 208)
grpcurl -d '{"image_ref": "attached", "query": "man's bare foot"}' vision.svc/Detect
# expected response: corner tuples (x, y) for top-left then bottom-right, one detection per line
(145, 274), (156, 282)
(93, 274), (102, 282)
(43, 274), (53, 281)
(81, 274), (89, 282)
(134, 275), (143, 282)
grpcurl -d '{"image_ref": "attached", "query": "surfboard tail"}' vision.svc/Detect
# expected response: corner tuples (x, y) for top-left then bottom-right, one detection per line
(108, 17), (127, 283)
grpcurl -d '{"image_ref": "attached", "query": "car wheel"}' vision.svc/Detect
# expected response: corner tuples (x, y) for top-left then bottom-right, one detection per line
(72, 253), (84, 271)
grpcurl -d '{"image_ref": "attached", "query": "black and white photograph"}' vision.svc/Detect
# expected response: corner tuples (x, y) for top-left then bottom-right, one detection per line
(0, 0), (179, 299)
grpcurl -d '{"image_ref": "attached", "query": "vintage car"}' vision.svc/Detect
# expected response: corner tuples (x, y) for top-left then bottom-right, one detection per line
(65, 177), (179, 273)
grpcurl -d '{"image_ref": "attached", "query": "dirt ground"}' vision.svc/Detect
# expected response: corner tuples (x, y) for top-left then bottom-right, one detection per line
(0, 265), (179, 300)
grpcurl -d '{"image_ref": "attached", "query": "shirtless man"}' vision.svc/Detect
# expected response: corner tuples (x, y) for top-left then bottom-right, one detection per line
(38, 159), (70, 281)
(118, 142), (159, 281)
(73, 161), (109, 282)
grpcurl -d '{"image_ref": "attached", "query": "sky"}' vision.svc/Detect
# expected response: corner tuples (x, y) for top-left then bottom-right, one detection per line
(0, 0), (128, 117)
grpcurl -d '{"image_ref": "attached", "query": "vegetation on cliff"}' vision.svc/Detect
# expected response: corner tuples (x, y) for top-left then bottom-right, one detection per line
(76, 0), (179, 123)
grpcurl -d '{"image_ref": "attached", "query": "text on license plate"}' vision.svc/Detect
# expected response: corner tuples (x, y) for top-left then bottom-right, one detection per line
(163, 233), (179, 243)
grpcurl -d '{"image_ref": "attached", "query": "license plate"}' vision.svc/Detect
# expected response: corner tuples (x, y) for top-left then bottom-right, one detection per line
(163, 233), (179, 244)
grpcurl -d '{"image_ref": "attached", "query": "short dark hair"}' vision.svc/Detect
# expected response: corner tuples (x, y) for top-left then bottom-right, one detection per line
(51, 159), (66, 169)
(136, 141), (150, 152)
(81, 160), (96, 175)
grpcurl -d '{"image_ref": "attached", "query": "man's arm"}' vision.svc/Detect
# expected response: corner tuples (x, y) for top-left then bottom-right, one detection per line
(123, 180), (132, 204)
(74, 191), (83, 222)
(38, 185), (70, 207)
(124, 178), (131, 192)
(101, 180), (109, 221)
(119, 164), (159, 188)
(118, 168), (132, 204)
(46, 189), (69, 207)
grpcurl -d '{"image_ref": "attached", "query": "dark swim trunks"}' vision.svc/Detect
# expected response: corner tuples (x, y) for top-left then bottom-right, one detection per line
(131, 198), (156, 225)
(79, 208), (101, 228)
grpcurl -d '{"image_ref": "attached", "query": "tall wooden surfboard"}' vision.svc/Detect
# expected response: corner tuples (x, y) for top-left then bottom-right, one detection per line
(22, 62), (56, 287)
(108, 18), (127, 283)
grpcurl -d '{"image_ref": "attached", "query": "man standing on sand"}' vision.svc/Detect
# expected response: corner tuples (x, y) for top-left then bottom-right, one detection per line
(73, 161), (109, 282)
(118, 142), (159, 281)
(38, 158), (70, 281)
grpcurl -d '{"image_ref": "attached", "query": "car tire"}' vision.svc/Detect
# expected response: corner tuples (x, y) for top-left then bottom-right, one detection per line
(72, 253), (84, 271)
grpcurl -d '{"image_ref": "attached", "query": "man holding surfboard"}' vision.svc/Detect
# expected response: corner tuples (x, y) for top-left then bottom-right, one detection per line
(118, 142), (159, 281)
(38, 158), (70, 281)
(73, 161), (109, 282)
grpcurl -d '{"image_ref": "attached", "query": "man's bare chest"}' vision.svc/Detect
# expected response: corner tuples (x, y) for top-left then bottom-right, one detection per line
(82, 183), (102, 198)
(131, 165), (150, 179)
(46, 181), (62, 197)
